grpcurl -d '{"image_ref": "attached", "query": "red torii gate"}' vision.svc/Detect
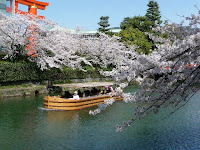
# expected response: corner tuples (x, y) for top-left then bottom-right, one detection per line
(14, 0), (49, 57)
(15, 0), (49, 18)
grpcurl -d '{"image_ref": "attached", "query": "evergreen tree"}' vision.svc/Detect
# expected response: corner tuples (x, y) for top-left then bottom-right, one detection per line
(118, 27), (152, 54)
(98, 16), (110, 33)
(120, 16), (152, 32)
(118, 0), (163, 54)
(145, 0), (162, 27)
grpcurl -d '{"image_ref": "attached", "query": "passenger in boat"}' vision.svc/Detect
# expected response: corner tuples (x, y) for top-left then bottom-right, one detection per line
(105, 86), (109, 91)
(78, 90), (83, 97)
(65, 91), (73, 98)
(91, 87), (98, 96)
(110, 86), (114, 93)
(84, 90), (91, 97)
(71, 91), (80, 100)
(101, 90), (106, 95)
(105, 86), (111, 93)
(91, 88), (94, 96)
(105, 86), (114, 94)
(97, 89), (101, 95)
(107, 87), (111, 93)
(61, 91), (73, 98)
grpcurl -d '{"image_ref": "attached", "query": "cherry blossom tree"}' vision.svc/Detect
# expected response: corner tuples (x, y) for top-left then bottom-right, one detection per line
(0, 12), (131, 71)
(0, 12), (91, 70)
(97, 12), (200, 132)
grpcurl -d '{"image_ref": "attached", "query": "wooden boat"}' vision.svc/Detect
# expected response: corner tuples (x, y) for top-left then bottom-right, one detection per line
(43, 95), (123, 110)
(43, 82), (123, 110)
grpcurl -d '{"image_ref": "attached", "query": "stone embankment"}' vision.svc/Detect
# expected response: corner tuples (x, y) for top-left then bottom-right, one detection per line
(0, 85), (48, 98)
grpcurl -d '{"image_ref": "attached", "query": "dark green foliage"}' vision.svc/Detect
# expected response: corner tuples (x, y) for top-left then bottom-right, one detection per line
(120, 16), (153, 32)
(0, 62), (53, 83)
(118, 27), (152, 54)
(145, 0), (162, 27)
(61, 66), (103, 80)
(119, 0), (162, 54)
(98, 16), (110, 34)
(0, 62), (104, 83)
(119, 16), (153, 54)
(106, 31), (114, 36)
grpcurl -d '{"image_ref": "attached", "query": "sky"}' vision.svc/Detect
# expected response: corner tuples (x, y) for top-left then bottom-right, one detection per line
(18, 0), (200, 31)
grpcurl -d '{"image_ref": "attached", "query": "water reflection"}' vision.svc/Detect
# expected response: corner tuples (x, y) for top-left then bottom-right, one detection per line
(44, 110), (80, 127)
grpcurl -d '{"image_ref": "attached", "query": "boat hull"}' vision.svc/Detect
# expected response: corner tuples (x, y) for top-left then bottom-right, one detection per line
(43, 95), (123, 110)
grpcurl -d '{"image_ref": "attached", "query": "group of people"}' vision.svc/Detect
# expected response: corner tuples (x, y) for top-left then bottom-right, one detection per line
(61, 86), (115, 100)
(62, 91), (80, 100)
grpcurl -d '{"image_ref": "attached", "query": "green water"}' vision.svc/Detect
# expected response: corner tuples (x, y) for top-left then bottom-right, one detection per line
(0, 85), (200, 150)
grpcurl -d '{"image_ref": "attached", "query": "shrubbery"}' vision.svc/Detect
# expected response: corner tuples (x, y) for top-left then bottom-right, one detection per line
(0, 61), (104, 83)
(0, 61), (49, 82)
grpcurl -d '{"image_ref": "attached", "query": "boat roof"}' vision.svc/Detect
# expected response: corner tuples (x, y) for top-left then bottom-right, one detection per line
(54, 82), (114, 89)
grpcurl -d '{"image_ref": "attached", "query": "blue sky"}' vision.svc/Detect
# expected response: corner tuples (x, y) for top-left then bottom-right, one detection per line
(19, 0), (200, 30)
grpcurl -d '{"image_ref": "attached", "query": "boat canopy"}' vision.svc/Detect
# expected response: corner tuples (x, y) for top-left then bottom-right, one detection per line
(54, 82), (114, 90)
(54, 82), (114, 88)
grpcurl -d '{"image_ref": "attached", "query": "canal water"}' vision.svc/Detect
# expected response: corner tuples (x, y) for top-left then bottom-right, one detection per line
(0, 85), (200, 150)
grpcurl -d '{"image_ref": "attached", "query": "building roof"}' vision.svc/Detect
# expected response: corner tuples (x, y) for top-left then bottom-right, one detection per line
(49, 25), (121, 35)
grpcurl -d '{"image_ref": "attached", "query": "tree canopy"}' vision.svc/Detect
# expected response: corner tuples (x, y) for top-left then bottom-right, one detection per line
(119, 0), (162, 54)
(120, 16), (152, 32)
(118, 27), (152, 54)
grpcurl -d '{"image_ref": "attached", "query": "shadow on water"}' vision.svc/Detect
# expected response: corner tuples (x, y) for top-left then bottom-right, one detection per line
(0, 87), (200, 150)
